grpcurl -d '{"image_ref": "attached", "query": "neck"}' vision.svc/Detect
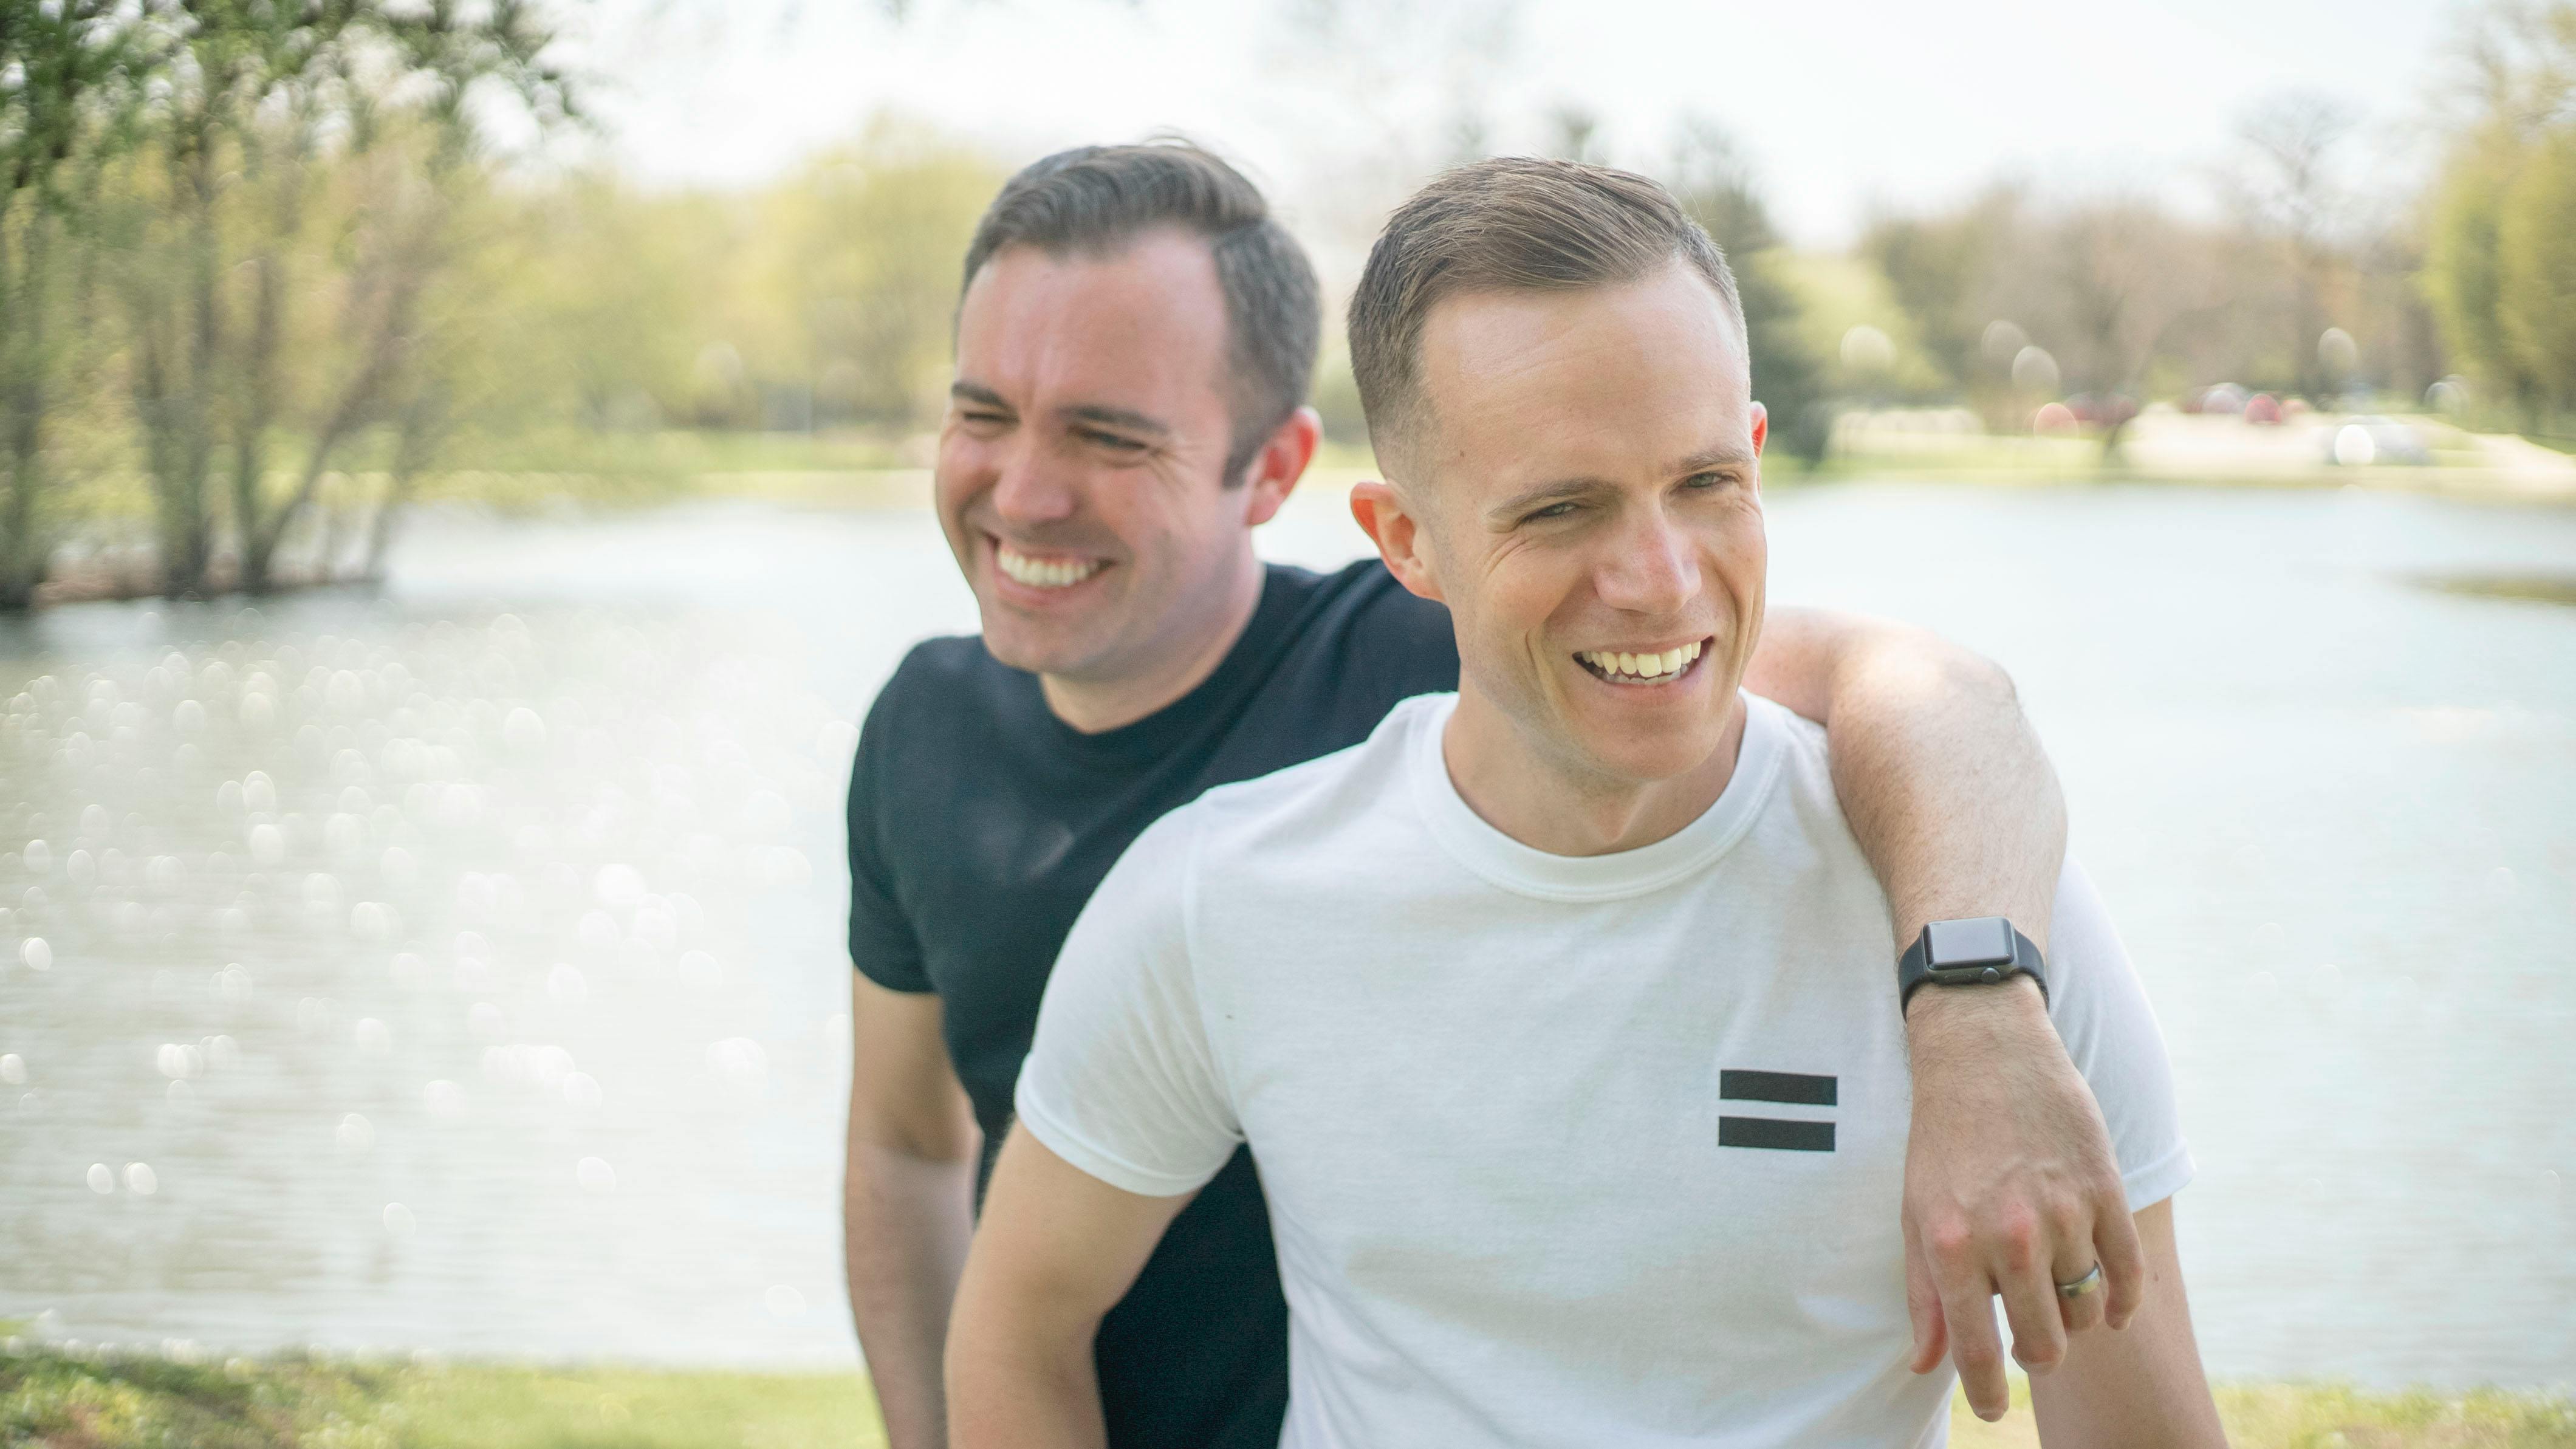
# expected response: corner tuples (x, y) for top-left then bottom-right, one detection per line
(1441, 687), (1749, 856)
(1040, 547), (1266, 734)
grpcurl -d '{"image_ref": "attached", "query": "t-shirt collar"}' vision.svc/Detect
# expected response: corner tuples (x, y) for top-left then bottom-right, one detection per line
(1018, 564), (1309, 766)
(1405, 690), (1787, 902)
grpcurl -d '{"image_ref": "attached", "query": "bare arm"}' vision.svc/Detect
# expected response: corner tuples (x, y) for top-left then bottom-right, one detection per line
(1745, 607), (2141, 1422)
(947, 1125), (1194, 1449)
(845, 974), (981, 1449)
(2031, 1199), (2228, 1447)
(1744, 606), (2064, 945)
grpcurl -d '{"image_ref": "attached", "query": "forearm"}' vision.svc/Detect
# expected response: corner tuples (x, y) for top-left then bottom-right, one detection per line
(2030, 1201), (2225, 1447)
(945, 1312), (1110, 1449)
(846, 1142), (978, 1449)
(1753, 608), (2065, 951)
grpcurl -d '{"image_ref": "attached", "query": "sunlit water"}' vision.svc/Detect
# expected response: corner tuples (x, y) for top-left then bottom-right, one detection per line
(0, 482), (2569, 1391)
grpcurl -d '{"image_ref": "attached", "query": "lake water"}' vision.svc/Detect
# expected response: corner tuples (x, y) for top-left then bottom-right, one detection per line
(0, 481), (2570, 1391)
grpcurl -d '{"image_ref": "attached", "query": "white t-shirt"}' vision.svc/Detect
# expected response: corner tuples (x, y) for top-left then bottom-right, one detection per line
(1017, 693), (2193, 1449)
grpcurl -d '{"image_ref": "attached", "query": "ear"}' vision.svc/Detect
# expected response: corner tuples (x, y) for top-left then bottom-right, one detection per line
(1748, 400), (1770, 495)
(1349, 479), (1444, 604)
(1240, 406), (1323, 528)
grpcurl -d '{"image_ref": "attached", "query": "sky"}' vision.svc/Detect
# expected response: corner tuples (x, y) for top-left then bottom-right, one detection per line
(540, 0), (2473, 257)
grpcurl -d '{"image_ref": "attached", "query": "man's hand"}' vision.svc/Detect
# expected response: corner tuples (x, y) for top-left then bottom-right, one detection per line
(846, 975), (981, 1449)
(1901, 978), (2145, 1423)
(1740, 609), (2142, 1419)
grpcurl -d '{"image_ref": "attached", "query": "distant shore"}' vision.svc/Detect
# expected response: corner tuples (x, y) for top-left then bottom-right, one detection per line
(2, 1348), (2569, 1447)
(459, 408), (2574, 514)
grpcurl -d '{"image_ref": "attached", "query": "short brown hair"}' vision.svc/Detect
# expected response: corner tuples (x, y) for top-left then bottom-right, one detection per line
(1347, 157), (1744, 465)
(961, 142), (1321, 486)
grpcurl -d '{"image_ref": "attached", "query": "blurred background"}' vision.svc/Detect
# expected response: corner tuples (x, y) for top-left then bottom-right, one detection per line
(0, 0), (2571, 1431)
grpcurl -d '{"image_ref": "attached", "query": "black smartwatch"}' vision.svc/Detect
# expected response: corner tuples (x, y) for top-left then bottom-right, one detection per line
(1897, 916), (2048, 1015)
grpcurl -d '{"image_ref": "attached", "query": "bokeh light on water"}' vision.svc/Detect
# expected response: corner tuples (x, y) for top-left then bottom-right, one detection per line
(0, 510), (894, 1363)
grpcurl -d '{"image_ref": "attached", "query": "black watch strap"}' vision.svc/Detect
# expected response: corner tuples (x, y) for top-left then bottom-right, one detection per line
(1897, 917), (2049, 1015)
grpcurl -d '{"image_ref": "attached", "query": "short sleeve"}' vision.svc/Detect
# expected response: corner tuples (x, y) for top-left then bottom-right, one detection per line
(848, 691), (931, 994)
(2047, 856), (2196, 1211)
(1013, 808), (1242, 1198)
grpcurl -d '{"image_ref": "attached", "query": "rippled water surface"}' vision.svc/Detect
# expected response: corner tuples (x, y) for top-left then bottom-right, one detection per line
(0, 483), (2570, 1389)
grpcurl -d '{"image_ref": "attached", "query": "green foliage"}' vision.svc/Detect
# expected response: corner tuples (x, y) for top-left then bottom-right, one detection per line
(2428, 139), (2523, 399)
(752, 121), (1004, 424)
(2423, 1), (2576, 423)
(1662, 120), (1833, 465)
(0, 0), (574, 606)
(1861, 191), (2022, 392)
(453, 119), (1002, 440)
(2498, 127), (2576, 409)
(0, 1), (164, 604)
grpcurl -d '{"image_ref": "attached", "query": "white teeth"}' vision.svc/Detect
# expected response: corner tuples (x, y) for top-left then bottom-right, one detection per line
(997, 546), (1105, 590)
(1578, 642), (1707, 683)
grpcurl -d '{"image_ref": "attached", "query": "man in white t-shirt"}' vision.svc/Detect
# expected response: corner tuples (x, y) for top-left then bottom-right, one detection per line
(947, 159), (2228, 1447)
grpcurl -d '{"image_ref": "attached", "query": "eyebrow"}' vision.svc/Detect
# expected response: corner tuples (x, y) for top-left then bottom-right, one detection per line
(949, 381), (1170, 438)
(1064, 403), (1170, 437)
(1485, 445), (1756, 523)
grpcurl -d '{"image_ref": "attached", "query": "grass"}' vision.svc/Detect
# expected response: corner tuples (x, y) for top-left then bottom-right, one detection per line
(2, 1348), (2571, 1448)
(1946, 1378), (2576, 1447)
(0, 1351), (881, 1449)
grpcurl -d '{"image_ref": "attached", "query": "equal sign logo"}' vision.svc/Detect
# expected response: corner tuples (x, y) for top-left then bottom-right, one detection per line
(1718, 1069), (1837, 1153)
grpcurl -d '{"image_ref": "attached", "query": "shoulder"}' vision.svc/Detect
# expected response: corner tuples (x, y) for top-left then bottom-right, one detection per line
(1181, 691), (1439, 860)
(1264, 560), (1456, 682)
(858, 635), (1015, 752)
(1741, 693), (1833, 820)
(870, 634), (1004, 713)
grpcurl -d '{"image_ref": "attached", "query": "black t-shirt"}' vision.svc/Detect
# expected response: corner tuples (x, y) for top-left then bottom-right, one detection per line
(848, 560), (1460, 1449)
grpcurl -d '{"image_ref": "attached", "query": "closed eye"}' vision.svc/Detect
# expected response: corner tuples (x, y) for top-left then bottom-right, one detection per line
(1079, 428), (1151, 453)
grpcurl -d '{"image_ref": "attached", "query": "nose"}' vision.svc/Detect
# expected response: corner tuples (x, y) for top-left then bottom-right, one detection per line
(988, 438), (1080, 530)
(1593, 504), (1699, 618)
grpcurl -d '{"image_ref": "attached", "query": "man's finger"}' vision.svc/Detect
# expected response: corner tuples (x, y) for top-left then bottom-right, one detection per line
(1933, 1264), (2008, 1420)
(2048, 1199), (2106, 1336)
(1904, 1219), (1948, 1374)
(1996, 1252), (2068, 1377)
(2052, 1248), (2106, 1337)
(2094, 1190), (2148, 1331)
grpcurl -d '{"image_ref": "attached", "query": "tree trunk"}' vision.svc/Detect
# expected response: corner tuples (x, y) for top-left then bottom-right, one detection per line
(139, 129), (224, 600)
(363, 390), (445, 583)
(242, 215), (427, 593)
(0, 206), (53, 609)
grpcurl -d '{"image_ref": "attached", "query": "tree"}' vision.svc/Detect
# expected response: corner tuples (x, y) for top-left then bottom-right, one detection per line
(2227, 92), (2359, 400)
(0, 2), (156, 606)
(105, 0), (569, 598)
(2424, 1), (2576, 424)
(1662, 121), (1831, 465)
(748, 120), (1005, 427)
(2498, 127), (2576, 411)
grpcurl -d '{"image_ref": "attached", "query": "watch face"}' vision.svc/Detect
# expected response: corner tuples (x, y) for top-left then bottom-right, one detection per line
(1925, 916), (2015, 969)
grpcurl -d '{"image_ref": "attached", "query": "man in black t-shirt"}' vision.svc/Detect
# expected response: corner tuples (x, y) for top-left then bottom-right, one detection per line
(846, 145), (2146, 1449)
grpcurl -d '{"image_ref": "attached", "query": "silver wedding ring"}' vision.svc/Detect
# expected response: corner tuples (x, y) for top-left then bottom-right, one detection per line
(2055, 1262), (2105, 1299)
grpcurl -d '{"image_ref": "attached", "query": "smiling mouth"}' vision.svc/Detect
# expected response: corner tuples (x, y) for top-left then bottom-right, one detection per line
(994, 540), (1108, 591)
(1575, 638), (1707, 686)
